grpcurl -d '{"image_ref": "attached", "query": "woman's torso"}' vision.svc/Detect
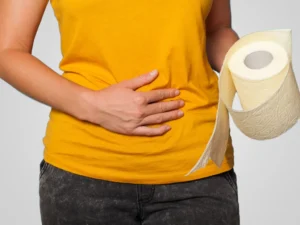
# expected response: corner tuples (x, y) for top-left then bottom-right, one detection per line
(43, 0), (234, 184)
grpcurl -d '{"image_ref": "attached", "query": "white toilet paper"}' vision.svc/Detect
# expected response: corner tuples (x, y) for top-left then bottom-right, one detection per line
(187, 29), (300, 175)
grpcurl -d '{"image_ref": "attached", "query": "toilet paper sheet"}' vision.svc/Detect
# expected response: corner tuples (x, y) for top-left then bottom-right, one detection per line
(187, 29), (300, 175)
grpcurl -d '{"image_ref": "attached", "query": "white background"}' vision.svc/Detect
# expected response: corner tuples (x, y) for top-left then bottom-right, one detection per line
(0, 0), (299, 224)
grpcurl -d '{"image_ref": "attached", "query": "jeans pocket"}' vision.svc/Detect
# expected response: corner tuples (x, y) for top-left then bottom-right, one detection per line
(39, 159), (50, 180)
(222, 169), (238, 194)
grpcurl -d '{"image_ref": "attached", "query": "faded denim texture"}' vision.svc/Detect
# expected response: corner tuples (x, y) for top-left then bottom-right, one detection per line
(39, 160), (240, 225)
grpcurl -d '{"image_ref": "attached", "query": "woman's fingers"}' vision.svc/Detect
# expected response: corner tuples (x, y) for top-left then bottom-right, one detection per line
(140, 110), (184, 126)
(132, 109), (185, 136)
(142, 99), (185, 116)
(119, 70), (159, 90)
(141, 88), (180, 103)
(131, 124), (172, 136)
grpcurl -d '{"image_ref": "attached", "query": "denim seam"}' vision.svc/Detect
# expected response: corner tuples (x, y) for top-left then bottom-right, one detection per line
(224, 171), (238, 194)
(39, 160), (49, 180)
(136, 185), (144, 221)
(139, 186), (155, 203)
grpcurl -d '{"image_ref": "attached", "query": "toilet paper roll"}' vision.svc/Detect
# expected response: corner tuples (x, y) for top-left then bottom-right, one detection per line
(186, 29), (300, 175)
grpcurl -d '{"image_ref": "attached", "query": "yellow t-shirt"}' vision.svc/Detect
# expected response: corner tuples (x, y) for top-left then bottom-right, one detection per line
(43, 0), (234, 184)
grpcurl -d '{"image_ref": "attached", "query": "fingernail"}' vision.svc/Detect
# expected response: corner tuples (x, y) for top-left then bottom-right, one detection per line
(149, 69), (158, 77)
(178, 110), (184, 116)
(165, 125), (171, 130)
(175, 90), (180, 95)
(180, 101), (185, 106)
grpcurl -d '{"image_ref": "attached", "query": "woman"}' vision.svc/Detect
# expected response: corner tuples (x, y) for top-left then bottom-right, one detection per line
(0, 0), (240, 224)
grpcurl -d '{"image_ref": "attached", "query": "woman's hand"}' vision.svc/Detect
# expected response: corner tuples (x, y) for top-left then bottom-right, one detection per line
(83, 70), (185, 136)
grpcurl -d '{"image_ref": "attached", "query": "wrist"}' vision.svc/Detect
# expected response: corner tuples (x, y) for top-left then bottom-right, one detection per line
(74, 88), (98, 123)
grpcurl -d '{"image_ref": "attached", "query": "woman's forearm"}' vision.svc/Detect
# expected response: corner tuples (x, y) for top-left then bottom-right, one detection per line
(0, 49), (92, 120)
(206, 27), (239, 72)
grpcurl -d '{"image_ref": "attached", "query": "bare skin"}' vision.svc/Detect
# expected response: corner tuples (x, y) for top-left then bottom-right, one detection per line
(205, 0), (239, 72)
(0, 0), (184, 137)
(0, 0), (238, 136)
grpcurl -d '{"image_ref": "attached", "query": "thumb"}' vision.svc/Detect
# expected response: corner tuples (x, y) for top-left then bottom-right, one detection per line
(120, 70), (158, 90)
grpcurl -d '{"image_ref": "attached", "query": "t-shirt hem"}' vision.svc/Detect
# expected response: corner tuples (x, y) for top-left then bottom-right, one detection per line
(44, 153), (234, 185)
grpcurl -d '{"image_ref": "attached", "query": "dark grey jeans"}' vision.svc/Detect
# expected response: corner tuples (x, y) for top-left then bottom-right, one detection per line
(39, 160), (240, 225)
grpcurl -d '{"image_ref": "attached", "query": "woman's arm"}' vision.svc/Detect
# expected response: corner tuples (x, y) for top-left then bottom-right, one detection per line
(205, 0), (239, 72)
(0, 0), (94, 120)
(0, 0), (183, 136)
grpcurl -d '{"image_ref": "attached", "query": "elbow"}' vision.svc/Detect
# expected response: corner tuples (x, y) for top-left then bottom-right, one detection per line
(0, 43), (32, 79)
(0, 50), (6, 80)
(0, 38), (33, 55)
(206, 26), (237, 39)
